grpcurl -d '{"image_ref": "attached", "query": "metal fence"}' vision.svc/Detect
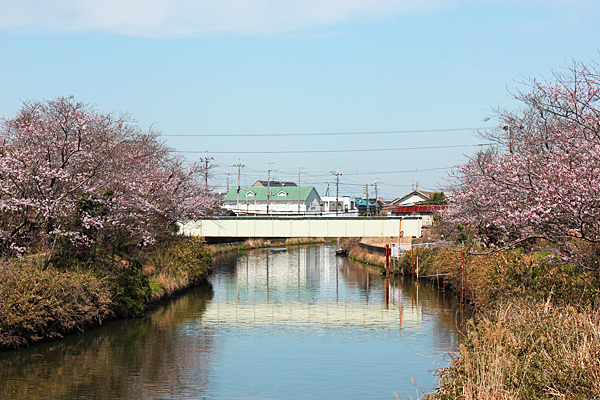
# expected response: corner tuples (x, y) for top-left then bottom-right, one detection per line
(390, 242), (442, 258)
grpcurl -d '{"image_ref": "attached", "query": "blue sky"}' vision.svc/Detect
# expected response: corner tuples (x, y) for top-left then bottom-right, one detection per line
(1, 0), (599, 199)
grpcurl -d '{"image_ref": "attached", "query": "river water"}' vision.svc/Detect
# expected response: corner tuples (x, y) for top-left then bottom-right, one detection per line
(0, 244), (467, 399)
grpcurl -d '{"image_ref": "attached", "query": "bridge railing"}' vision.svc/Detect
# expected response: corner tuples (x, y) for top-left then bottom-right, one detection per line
(180, 216), (424, 238)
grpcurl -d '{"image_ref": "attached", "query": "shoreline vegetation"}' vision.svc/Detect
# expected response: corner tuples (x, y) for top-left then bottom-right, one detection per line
(423, 248), (600, 400)
(208, 237), (328, 255)
(0, 237), (212, 350)
(4, 233), (600, 398)
(0, 237), (327, 351)
(344, 239), (600, 399)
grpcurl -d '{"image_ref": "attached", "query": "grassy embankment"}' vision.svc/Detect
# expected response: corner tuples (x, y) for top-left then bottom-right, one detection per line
(341, 237), (388, 267)
(418, 248), (600, 400)
(0, 237), (212, 350)
(349, 242), (600, 399)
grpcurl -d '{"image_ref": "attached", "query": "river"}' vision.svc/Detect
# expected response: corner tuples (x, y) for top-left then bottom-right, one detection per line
(0, 244), (467, 399)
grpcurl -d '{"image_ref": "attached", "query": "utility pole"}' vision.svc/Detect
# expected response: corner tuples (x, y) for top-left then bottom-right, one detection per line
(365, 184), (369, 216)
(267, 162), (273, 215)
(373, 179), (379, 216)
(332, 170), (342, 216)
(200, 153), (213, 195)
(226, 172), (230, 192)
(373, 180), (379, 201)
(298, 167), (307, 215)
(233, 160), (245, 214)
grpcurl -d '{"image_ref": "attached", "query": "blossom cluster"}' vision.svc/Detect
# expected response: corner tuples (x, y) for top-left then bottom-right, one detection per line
(0, 97), (212, 257)
(444, 62), (600, 267)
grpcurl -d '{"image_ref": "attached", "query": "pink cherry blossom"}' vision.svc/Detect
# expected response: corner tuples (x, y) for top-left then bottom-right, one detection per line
(0, 97), (214, 258)
(444, 61), (600, 274)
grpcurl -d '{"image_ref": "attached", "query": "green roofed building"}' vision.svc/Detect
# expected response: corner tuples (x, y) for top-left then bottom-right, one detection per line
(223, 186), (322, 216)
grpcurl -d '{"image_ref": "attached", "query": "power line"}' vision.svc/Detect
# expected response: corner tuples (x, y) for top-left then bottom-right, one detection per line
(175, 143), (490, 155)
(342, 166), (453, 175)
(162, 127), (491, 138)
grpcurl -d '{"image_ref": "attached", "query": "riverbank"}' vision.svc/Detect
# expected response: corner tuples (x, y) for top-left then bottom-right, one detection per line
(0, 242), (462, 399)
(340, 237), (387, 268)
(421, 248), (600, 399)
(208, 237), (329, 255)
(0, 237), (330, 351)
(0, 237), (213, 350)
(346, 239), (600, 399)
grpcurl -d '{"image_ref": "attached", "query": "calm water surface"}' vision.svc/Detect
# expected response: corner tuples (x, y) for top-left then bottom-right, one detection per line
(0, 244), (467, 399)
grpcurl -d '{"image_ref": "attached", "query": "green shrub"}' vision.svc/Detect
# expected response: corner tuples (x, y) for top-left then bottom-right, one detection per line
(103, 259), (152, 317)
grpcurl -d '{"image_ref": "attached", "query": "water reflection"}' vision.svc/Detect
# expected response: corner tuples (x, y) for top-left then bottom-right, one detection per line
(205, 245), (466, 398)
(0, 244), (467, 399)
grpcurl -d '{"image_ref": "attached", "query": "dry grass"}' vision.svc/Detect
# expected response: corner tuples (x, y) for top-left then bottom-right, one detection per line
(147, 237), (212, 301)
(429, 300), (600, 400)
(0, 237), (214, 349)
(284, 237), (327, 246)
(394, 248), (594, 311)
(401, 246), (600, 399)
(208, 237), (327, 255)
(0, 258), (113, 348)
(348, 245), (387, 267)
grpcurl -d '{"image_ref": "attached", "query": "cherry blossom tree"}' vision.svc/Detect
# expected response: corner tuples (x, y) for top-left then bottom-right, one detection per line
(445, 61), (600, 281)
(0, 97), (212, 259)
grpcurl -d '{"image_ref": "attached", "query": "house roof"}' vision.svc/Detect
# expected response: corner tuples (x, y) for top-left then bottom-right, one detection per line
(355, 198), (381, 207)
(224, 186), (318, 202)
(392, 190), (436, 205)
(252, 180), (297, 187)
(391, 205), (446, 215)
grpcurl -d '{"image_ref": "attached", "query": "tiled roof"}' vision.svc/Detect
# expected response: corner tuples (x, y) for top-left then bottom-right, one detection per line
(253, 180), (297, 187)
(391, 205), (446, 214)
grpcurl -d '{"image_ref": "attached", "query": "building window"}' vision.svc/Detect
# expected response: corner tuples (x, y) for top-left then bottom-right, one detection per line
(329, 201), (343, 211)
(246, 191), (255, 197)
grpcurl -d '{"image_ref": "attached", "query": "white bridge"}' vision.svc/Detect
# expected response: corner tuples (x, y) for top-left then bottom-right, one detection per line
(179, 216), (423, 238)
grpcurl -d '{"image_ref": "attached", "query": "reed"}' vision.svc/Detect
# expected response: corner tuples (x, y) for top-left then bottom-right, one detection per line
(429, 300), (600, 399)
(404, 245), (600, 399)
(146, 237), (213, 301)
(348, 245), (386, 267)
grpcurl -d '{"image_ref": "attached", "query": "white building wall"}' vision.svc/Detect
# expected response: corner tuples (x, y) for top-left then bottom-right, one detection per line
(320, 196), (358, 216)
(224, 195), (322, 215)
